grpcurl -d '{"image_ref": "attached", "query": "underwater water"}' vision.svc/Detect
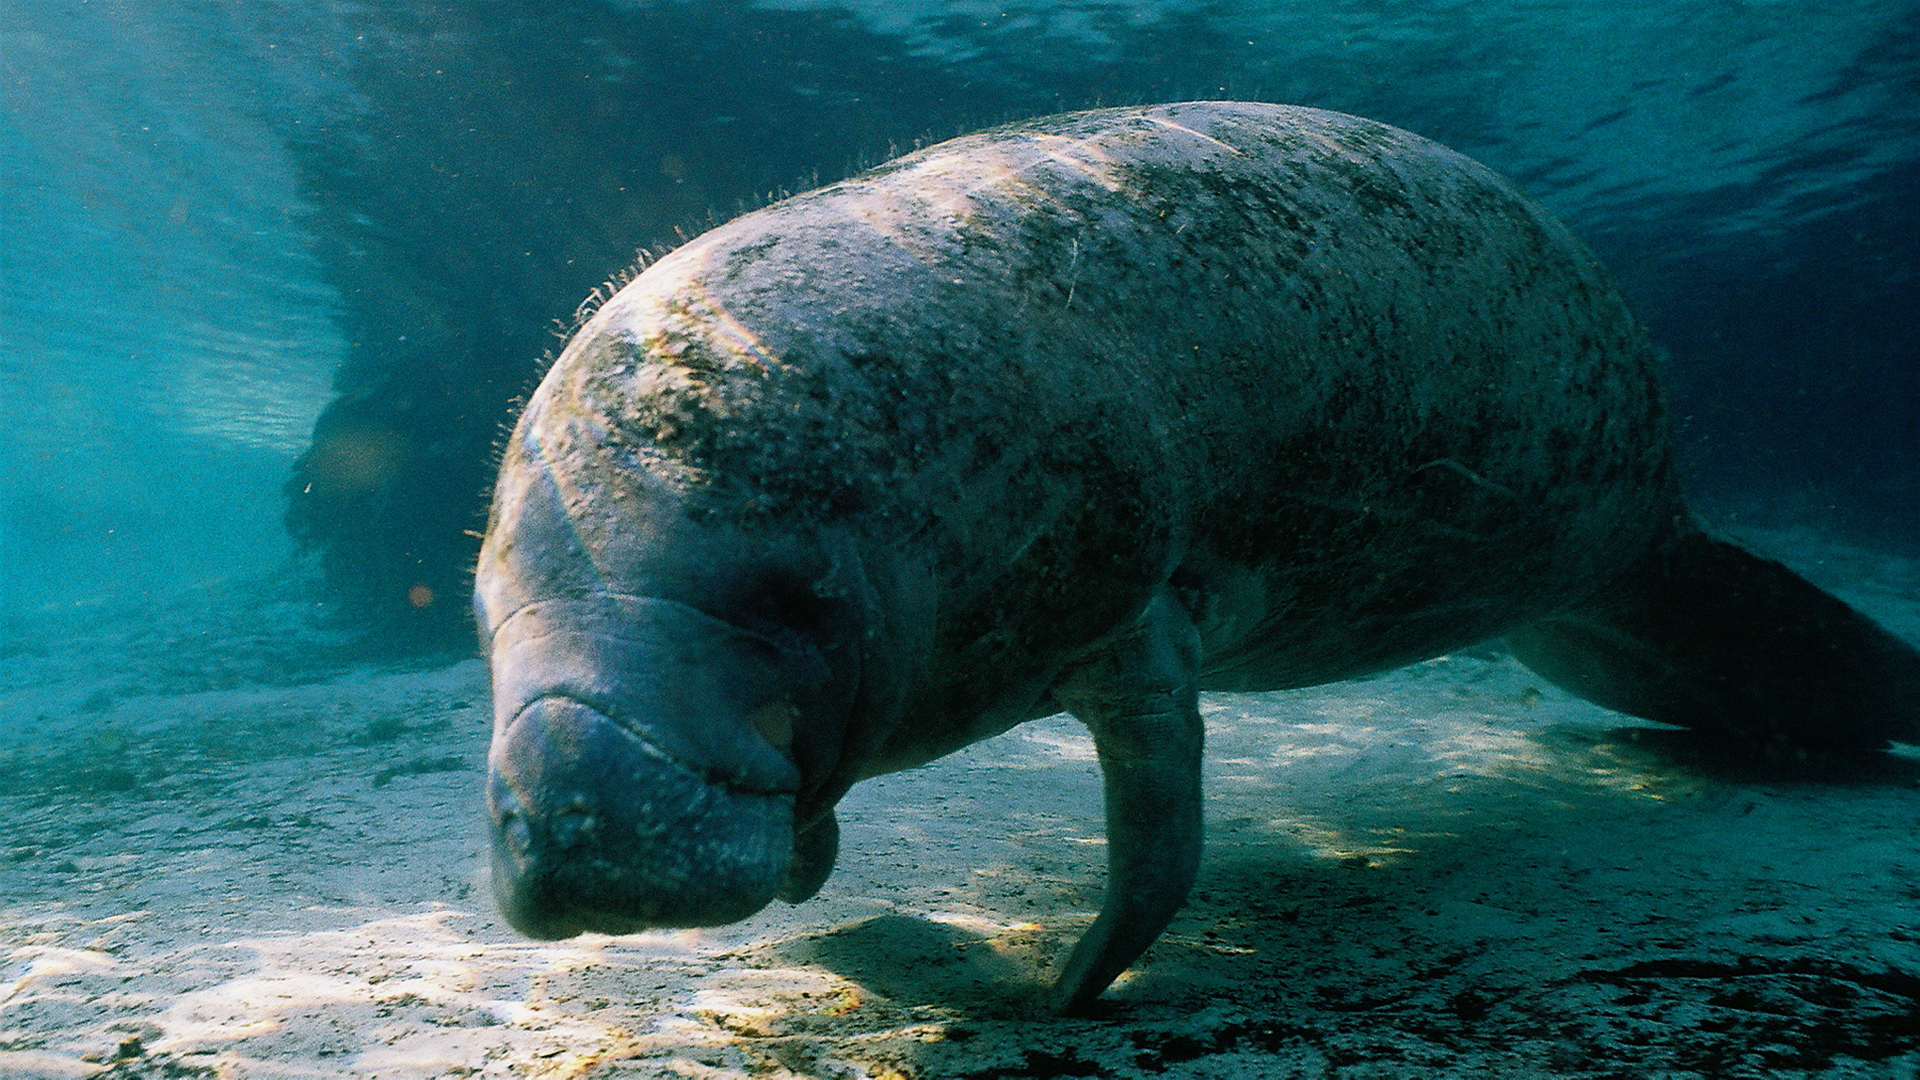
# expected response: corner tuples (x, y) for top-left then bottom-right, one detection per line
(2, 1), (1918, 1076)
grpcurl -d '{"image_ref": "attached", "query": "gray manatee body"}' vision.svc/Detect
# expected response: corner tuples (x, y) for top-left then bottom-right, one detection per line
(475, 101), (1920, 1012)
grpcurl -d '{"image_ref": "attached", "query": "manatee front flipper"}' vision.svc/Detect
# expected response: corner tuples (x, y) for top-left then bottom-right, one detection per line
(1508, 529), (1920, 760)
(1047, 592), (1205, 1015)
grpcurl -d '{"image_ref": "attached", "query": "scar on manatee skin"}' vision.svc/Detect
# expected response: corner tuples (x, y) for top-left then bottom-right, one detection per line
(1062, 236), (1082, 310)
(1412, 457), (1515, 496)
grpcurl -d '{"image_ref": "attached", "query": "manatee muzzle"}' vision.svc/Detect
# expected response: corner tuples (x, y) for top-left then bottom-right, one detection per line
(487, 695), (796, 938)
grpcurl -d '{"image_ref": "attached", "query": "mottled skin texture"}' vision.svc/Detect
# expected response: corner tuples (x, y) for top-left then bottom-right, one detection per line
(476, 102), (1920, 1013)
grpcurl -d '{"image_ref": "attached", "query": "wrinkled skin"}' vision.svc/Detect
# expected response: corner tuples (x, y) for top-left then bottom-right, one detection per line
(476, 102), (1920, 1012)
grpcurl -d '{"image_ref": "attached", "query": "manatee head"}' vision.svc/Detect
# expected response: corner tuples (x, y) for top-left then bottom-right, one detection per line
(474, 379), (866, 939)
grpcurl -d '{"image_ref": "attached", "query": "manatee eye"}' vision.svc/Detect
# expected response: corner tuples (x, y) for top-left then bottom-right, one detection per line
(735, 572), (840, 691)
(740, 571), (836, 638)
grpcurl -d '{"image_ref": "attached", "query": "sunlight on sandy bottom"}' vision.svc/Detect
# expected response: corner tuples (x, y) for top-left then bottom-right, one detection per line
(3, 614), (1917, 1076)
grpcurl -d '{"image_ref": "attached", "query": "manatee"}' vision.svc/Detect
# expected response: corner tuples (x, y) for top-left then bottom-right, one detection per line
(474, 101), (1920, 1012)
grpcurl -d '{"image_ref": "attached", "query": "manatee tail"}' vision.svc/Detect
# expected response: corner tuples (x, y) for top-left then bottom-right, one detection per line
(1506, 529), (1920, 759)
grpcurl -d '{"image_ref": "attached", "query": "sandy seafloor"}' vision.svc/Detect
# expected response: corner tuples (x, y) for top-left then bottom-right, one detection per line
(3, 528), (1917, 1079)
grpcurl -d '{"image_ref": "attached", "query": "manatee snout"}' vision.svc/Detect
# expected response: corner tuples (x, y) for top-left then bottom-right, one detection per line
(487, 695), (796, 937)
(482, 597), (810, 939)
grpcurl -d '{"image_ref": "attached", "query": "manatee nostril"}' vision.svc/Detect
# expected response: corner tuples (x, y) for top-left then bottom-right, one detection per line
(489, 765), (600, 853)
(549, 796), (600, 850)
(503, 812), (533, 857)
(488, 772), (536, 857)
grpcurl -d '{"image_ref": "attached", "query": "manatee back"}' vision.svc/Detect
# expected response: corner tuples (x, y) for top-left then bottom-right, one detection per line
(552, 102), (1682, 697)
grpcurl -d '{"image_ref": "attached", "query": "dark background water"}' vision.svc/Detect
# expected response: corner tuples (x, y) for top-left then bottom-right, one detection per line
(2, 0), (1916, 654)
